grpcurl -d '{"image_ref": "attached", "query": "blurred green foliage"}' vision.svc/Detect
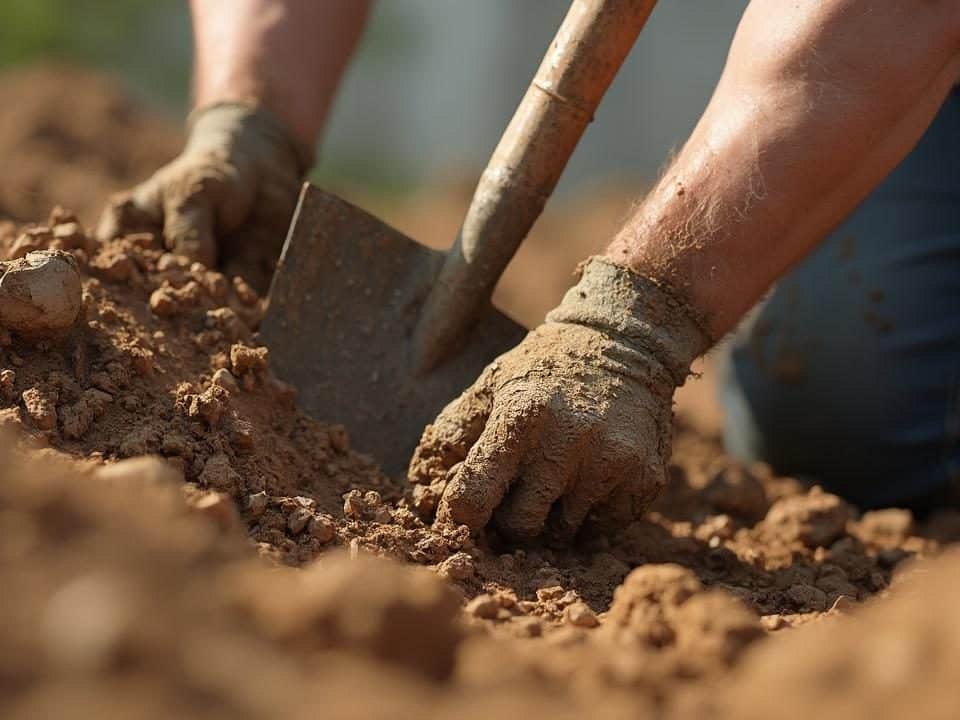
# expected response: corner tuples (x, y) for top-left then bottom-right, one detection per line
(0, 0), (191, 109)
(0, 0), (420, 191)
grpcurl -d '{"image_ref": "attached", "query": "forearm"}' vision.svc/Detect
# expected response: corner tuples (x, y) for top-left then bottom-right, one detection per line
(190, 0), (370, 150)
(608, 0), (960, 338)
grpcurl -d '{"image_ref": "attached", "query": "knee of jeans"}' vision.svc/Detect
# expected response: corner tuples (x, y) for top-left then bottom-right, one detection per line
(720, 320), (959, 508)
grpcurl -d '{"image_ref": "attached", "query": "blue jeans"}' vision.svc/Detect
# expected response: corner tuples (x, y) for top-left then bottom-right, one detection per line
(721, 87), (960, 511)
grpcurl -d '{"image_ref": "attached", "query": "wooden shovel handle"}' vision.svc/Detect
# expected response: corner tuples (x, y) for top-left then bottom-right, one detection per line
(415, 0), (658, 371)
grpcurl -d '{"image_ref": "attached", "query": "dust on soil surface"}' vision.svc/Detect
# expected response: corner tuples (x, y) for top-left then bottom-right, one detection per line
(1, 65), (959, 719)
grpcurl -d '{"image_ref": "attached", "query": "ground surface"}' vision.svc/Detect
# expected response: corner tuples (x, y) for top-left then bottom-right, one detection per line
(1, 66), (959, 719)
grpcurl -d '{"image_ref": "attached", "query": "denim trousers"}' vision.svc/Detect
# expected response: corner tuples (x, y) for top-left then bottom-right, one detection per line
(721, 87), (960, 511)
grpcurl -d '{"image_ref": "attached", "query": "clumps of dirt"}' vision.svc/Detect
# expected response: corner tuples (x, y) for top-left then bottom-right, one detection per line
(0, 209), (389, 569)
(707, 549), (960, 720)
(0, 64), (182, 225)
(0, 206), (958, 716)
(0, 446), (462, 719)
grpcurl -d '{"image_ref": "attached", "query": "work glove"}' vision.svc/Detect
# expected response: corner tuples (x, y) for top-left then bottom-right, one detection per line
(409, 256), (711, 544)
(97, 102), (313, 270)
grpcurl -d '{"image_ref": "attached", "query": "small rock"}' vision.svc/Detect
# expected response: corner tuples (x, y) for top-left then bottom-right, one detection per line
(91, 252), (135, 282)
(437, 552), (476, 581)
(199, 453), (242, 493)
(205, 307), (248, 342)
(51, 222), (88, 251)
(760, 614), (786, 631)
(0, 251), (82, 335)
(211, 368), (238, 392)
(230, 343), (268, 377)
(857, 508), (915, 546)
(785, 583), (828, 612)
(565, 602), (599, 628)
(7, 230), (49, 260)
(536, 585), (566, 602)
(308, 514), (336, 543)
(0, 369), (15, 400)
(703, 461), (770, 520)
(148, 286), (179, 317)
(227, 417), (255, 452)
(246, 491), (268, 517)
(287, 507), (312, 535)
(127, 347), (154, 377)
(21, 386), (58, 431)
(465, 594), (500, 620)
(764, 487), (851, 548)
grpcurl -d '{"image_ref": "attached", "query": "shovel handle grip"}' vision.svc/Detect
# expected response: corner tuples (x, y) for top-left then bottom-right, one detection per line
(415, 0), (657, 371)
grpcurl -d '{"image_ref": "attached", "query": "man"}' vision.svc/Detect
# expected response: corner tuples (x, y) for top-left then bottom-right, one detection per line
(101, 1), (960, 542)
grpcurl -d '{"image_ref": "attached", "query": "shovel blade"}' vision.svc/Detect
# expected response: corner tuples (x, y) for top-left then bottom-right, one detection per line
(261, 183), (527, 476)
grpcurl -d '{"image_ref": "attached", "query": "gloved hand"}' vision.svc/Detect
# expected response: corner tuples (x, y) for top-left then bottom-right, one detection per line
(96, 102), (313, 269)
(409, 256), (711, 544)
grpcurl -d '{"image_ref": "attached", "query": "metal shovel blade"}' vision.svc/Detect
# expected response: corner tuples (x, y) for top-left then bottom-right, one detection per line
(260, 183), (527, 476)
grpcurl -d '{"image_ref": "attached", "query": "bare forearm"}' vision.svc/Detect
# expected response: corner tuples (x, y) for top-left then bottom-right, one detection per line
(608, 0), (960, 338)
(190, 0), (370, 149)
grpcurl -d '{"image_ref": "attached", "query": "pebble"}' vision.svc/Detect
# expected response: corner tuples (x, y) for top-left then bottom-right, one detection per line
(0, 369), (15, 400)
(565, 602), (599, 628)
(0, 251), (82, 334)
(198, 453), (242, 493)
(287, 507), (312, 535)
(211, 368), (238, 392)
(246, 491), (268, 517)
(465, 594), (500, 620)
(308, 514), (336, 543)
(21, 387), (58, 431)
(436, 552), (476, 581)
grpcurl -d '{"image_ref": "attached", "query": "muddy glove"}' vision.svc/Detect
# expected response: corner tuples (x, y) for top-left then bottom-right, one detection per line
(409, 256), (711, 544)
(97, 102), (313, 269)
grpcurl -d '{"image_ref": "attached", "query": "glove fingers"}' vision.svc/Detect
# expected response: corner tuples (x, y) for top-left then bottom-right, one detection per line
(164, 193), (217, 268)
(493, 421), (581, 544)
(435, 395), (548, 533)
(95, 178), (164, 243)
(585, 458), (667, 538)
(408, 366), (496, 487)
(546, 443), (633, 543)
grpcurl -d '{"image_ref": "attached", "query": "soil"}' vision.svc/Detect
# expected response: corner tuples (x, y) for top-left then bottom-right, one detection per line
(1, 65), (959, 719)
(0, 63), (181, 225)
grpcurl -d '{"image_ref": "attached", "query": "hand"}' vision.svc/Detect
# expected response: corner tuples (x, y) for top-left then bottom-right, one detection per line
(96, 103), (312, 270)
(409, 257), (710, 544)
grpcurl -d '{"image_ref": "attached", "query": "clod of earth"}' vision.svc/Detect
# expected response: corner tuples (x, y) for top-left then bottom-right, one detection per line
(0, 250), (82, 335)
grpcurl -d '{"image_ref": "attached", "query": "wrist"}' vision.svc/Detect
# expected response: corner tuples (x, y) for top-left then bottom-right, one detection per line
(546, 256), (711, 385)
(187, 102), (315, 175)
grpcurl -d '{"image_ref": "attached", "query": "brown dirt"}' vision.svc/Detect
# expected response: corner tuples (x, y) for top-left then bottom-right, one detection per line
(0, 63), (182, 225)
(1, 65), (959, 718)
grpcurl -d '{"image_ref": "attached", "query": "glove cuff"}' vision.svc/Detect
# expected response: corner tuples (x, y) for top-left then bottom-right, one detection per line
(546, 256), (711, 385)
(186, 101), (316, 176)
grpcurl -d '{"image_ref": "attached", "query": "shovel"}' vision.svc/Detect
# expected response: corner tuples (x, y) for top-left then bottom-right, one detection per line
(261, 0), (658, 475)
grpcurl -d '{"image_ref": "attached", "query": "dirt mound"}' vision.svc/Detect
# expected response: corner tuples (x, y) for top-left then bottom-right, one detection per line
(0, 64), (181, 224)
(2, 441), (959, 720)
(2, 212), (959, 717)
(710, 550), (960, 719)
(0, 63), (958, 717)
